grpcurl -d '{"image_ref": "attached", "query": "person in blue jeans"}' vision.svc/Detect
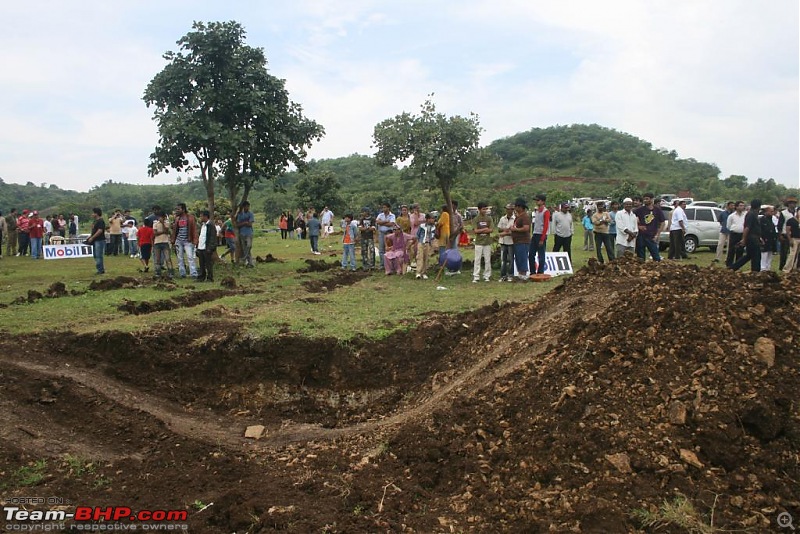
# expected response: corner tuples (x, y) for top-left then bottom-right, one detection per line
(87, 207), (107, 275)
(306, 212), (322, 255)
(510, 199), (531, 280)
(235, 200), (255, 267)
(340, 213), (358, 270)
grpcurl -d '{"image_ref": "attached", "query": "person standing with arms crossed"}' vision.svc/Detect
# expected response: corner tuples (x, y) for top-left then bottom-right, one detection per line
(236, 200), (255, 268)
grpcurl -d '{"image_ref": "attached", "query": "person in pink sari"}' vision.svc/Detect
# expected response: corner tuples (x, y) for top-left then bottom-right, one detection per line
(384, 227), (416, 275)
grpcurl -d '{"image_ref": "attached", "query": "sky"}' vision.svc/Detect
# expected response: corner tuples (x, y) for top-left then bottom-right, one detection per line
(0, 0), (797, 192)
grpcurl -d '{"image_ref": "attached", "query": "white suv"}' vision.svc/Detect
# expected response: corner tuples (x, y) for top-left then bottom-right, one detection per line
(659, 206), (723, 253)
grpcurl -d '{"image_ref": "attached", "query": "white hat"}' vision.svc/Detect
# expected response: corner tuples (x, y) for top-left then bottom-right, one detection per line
(623, 197), (633, 203)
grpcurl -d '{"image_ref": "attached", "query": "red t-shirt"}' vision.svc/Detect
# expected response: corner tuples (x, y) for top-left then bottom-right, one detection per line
(137, 226), (154, 246)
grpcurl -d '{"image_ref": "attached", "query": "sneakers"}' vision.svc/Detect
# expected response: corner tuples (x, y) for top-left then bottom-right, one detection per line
(472, 279), (479, 283)
(406, 266), (412, 273)
(313, 251), (321, 255)
(422, 274), (428, 280)
(415, 274), (421, 279)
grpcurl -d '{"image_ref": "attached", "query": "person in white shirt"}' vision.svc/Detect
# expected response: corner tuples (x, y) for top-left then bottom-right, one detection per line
(127, 221), (138, 257)
(725, 201), (747, 267)
(551, 203), (574, 260)
(496, 203), (516, 282)
(615, 198), (639, 257)
(668, 200), (689, 259)
(320, 207), (334, 239)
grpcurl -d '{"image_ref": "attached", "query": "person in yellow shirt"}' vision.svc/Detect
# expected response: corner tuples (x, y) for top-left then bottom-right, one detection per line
(435, 204), (451, 261)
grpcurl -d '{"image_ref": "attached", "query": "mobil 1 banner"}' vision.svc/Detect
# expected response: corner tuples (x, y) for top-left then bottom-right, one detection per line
(544, 252), (573, 275)
(43, 244), (94, 260)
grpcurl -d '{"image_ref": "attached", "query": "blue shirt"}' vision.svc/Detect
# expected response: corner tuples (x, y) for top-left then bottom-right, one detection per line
(236, 211), (255, 237)
(307, 218), (322, 237)
(718, 210), (730, 234)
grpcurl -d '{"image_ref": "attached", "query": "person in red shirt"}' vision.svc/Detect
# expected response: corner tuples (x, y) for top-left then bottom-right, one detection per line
(137, 219), (155, 273)
(28, 211), (45, 259)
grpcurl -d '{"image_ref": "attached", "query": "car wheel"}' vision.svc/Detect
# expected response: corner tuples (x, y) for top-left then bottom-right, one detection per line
(684, 235), (698, 254)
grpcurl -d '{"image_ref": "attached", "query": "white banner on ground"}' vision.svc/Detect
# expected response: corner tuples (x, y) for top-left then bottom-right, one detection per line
(544, 252), (573, 275)
(513, 251), (574, 276)
(43, 244), (94, 260)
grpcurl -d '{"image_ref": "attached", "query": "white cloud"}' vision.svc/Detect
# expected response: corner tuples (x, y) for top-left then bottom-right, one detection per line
(0, 0), (796, 191)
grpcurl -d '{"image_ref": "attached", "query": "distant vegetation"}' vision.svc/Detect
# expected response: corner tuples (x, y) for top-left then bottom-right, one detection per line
(2, 124), (796, 224)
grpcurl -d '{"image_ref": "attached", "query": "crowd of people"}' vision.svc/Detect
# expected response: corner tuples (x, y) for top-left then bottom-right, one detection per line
(3, 193), (798, 280)
(327, 192), (800, 281)
(1, 202), (258, 279)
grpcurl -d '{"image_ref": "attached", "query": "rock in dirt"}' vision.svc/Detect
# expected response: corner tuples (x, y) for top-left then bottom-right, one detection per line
(753, 337), (775, 367)
(668, 400), (687, 425)
(679, 448), (704, 469)
(605, 452), (632, 474)
(244, 425), (265, 439)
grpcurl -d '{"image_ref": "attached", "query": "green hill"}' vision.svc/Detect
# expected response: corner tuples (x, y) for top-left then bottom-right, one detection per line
(2, 124), (796, 222)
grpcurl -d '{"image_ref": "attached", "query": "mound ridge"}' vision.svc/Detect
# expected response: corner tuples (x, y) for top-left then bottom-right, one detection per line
(0, 260), (796, 532)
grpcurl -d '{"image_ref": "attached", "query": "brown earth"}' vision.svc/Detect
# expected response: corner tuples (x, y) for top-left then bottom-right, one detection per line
(0, 259), (797, 533)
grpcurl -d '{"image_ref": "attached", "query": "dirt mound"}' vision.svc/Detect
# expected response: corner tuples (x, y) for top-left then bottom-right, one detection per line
(297, 258), (339, 273)
(256, 253), (282, 263)
(0, 259), (796, 533)
(117, 289), (237, 315)
(372, 260), (799, 532)
(88, 275), (140, 290)
(302, 270), (370, 293)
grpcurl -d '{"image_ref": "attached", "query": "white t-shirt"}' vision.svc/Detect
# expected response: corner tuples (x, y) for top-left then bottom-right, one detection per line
(669, 206), (688, 231)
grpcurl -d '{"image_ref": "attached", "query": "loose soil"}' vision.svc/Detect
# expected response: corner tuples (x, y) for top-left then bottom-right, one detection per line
(0, 259), (797, 533)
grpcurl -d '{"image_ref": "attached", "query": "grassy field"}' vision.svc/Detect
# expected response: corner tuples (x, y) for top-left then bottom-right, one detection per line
(0, 226), (759, 338)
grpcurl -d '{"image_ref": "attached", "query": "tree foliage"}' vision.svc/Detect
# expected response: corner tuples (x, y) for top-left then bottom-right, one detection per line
(295, 171), (344, 214)
(143, 20), (323, 215)
(373, 97), (482, 228)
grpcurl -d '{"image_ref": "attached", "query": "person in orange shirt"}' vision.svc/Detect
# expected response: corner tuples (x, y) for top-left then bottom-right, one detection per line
(341, 213), (358, 271)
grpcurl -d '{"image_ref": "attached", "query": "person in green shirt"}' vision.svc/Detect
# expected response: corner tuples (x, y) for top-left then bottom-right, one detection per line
(472, 202), (494, 282)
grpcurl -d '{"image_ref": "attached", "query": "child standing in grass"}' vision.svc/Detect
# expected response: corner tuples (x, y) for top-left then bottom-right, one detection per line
(341, 214), (358, 271)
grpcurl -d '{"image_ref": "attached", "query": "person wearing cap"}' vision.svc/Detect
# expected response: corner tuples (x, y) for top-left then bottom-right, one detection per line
(496, 203), (516, 281)
(28, 211), (45, 260)
(16, 209), (31, 256)
(551, 202), (574, 261)
(235, 200), (255, 267)
(779, 196), (798, 270)
(510, 199), (531, 280)
(615, 198), (638, 257)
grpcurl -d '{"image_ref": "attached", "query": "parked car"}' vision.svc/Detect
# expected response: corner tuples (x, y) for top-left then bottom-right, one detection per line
(659, 206), (723, 253)
(690, 201), (718, 207)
